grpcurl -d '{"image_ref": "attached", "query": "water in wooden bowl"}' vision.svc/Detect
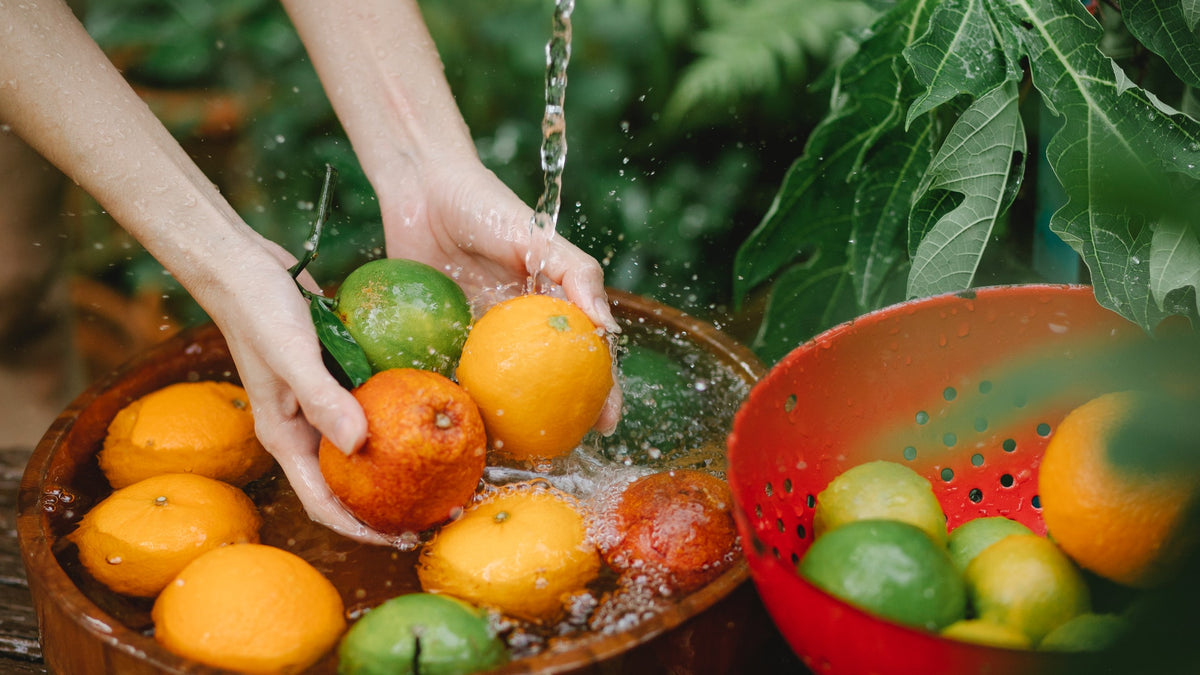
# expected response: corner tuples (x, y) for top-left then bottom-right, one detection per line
(18, 289), (771, 674)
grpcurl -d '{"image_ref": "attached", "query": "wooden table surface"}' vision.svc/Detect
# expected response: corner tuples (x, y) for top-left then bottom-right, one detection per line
(1, 447), (49, 674)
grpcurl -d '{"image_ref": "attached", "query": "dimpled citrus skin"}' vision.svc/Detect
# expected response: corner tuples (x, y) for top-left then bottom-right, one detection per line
(319, 368), (487, 535)
(99, 381), (274, 488)
(69, 472), (261, 597)
(604, 469), (739, 593)
(812, 460), (948, 545)
(417, 483), (601, 623)
(455, 294), (612, 461)
(152, 543), (346, 674)
(1039, 390), (1200, 588)
(333, 257), (472, 377)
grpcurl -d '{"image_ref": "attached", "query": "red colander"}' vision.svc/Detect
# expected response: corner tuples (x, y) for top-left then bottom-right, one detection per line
(726, 284), (1172, 675)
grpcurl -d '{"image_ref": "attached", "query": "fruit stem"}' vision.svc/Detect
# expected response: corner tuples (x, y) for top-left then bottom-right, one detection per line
(288, 164), (338, 281)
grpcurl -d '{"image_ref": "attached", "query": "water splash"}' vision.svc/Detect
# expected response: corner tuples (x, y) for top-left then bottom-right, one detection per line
(525, 0), (574, 291)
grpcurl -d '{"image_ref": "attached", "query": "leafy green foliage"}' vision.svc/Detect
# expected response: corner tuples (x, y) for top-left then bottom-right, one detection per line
(736, 0), (1200, 363)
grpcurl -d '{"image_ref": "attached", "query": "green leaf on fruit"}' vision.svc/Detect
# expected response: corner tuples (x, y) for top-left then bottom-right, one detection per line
(309, 298), (372, 389)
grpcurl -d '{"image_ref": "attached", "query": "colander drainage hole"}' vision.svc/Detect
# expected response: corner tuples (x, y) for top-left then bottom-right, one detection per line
(806, 494), (816, 508)
(999, 473), (1014, 488)
(1002, 438), (1017, 452)
(971, 453), (984, 466)
(903, 446), (917, 461)
(1036, 422), (1052, 437)
(765, 482), (774, 497)
(771, 546), (781, 560)
(1032, 495), (1042, 509)
(796, 523), (807, 539)
(940, 467), (955, 482)
(791, 551), (800, 566)
(944, 386), (957, 401)
(783, 478), (793, 493)
(969, 488), (983, 503)
(776, 518), (785, 533)
(979, 380), (993, 394)
(755, 504), (763, 519)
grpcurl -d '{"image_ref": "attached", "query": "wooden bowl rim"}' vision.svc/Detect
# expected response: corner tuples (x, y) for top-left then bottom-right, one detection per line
(18, 288), (765, 674)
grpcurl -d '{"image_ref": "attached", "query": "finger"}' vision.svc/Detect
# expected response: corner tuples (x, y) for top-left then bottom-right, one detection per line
(594, 380), (623, 436)
(545, 241), (619, 333)
(270, 426), (392, 545)
(291, 372), (368, 456)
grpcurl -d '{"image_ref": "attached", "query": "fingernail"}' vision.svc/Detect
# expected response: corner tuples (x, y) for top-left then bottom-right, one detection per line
(594, 298), (620, 333)
(333, 416), (358, 455)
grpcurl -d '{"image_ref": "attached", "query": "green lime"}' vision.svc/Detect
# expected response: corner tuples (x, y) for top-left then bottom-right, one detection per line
(798, 519), (967, 631)
(940, 619), (1032, 649)
(338, 593), (508, 675)
(813, 460), (948, 545)
(334, 259), (472, 377)
(965, 534), (1091, 645)
(1038, 612), (1130, 653)
(947, 516), (1034, 572)
(602, 345), (694, 463)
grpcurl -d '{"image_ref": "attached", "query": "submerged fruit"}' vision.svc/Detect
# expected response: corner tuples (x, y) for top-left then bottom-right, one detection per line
(417, 482), (601, 623)
(604, 469), (738, 593)
(152, 543), (345, 674)
(70, 472), (260, 597)
(319, 368), (486, 535)
(812, 460), (948, 545)
(334, 258), (472, 377)
(99, 380), (274, 488)
(455, 294), (612, 461)
(799, 519), (966, 631)
(338, 593), (508, 675)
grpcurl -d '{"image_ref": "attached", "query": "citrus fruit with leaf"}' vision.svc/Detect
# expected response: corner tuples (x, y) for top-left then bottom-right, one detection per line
(455, 293), (612, 460)
(812, 460), (948, 545)
(338, 593), (508, 675)
(1039, 390), (1200, 588)
(70, 472), (261, 597)
(99, 381), (274, 488)
(152, 543), (345, 674)
(964, 534), (1091, 644)
(798, 519), (967, 631)
(940, 619), (1032, 650)
(417, 481), (601, 623)
(605, 469), (738, 593)
(947, 516), (1033, 572)
(333, 258), (472, 377)
(319, 368), (486, 535)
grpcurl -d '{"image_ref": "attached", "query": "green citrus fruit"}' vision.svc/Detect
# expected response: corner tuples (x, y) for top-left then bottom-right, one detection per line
(947, 516), (1034, 572)
(813, 460), (948, 545)
(798, 519), (967, 631)
(965, 534), (1091, 645)
(1038, 612), (1130, 653)
(337, 593), (508, 675)
(334, 258), (472, 377)
(940, 619), (1032, 649)
(601, 345), (693, 463)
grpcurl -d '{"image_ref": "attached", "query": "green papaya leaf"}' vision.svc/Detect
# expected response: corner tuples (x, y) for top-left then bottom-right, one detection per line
(908, 81), (1026, 297)
(1122, 0), (1200, 89)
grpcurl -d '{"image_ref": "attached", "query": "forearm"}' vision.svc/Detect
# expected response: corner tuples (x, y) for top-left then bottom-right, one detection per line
(0, 0), (269, 307)
(279, 0), (478, 189)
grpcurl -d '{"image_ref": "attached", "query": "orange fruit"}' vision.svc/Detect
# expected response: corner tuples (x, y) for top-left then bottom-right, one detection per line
(417, 481), (602, 623)
(604, 469), (739, 594)
(455, 294), (613, 461)
(69, 472), (261, 597)
(319, 368), (486, 535)
(152, 543), (346, 674)
(99, 380), (274, 488)
(1039, 391), (1200, 587)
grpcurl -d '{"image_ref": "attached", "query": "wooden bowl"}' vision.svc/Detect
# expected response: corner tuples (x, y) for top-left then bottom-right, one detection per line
(18, 289), (774, 674)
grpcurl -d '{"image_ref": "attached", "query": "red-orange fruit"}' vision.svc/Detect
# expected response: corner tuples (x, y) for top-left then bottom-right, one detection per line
(318, 368), (486, 535)
(604, 469), (739, 594)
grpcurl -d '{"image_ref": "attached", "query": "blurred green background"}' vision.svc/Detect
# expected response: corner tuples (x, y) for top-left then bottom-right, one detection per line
(68, 0), (873, 340)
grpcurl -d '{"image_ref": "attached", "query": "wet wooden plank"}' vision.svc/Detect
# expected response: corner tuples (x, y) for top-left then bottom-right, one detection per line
(0, 447), (46, 673)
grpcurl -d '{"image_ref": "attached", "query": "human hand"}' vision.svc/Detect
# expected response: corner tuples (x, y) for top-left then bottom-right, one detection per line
(376, 156), (623, 435)
(205, 235), (392, 545)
